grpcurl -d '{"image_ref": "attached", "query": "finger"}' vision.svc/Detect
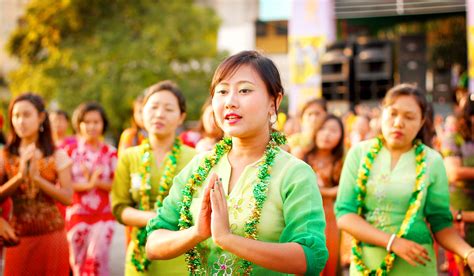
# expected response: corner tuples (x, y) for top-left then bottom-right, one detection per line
(409, 251), (425, 266)
(402, 254), (418, 267)
(217, 178), (228, 209)
(414, 244), (430, 261)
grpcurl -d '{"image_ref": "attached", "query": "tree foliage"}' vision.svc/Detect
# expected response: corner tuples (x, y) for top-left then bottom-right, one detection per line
(7, 0), (224, 140)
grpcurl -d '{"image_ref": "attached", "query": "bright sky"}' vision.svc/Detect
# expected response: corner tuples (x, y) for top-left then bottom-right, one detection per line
(259, 0), (291, 21)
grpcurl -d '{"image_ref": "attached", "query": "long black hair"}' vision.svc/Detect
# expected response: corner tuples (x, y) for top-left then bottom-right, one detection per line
(6, 93), (55, 157)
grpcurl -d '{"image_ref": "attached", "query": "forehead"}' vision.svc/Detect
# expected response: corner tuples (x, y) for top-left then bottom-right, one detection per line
(145, 90), (179, 105)
(322, 118), (340, 129)
(217, 64), (264, 85)
(385, 95), (422, 114)
(13, 100), (37, 112)
(83, 110), (102, 120)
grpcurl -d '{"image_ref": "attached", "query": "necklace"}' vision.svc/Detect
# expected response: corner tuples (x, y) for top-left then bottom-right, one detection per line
(131, 138), (182, 272)
(352, 136), (427, 275)
(147, 132), (286, 275)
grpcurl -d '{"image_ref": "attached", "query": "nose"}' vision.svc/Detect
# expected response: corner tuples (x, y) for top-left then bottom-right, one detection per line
(224, 89), (238, 109)
(393, 116), (404, 128)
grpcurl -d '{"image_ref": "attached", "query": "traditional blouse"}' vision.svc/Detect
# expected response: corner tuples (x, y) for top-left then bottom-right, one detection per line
(112, 143), (196, 275)
(335, 139), (453, 274)
(336, 139), (452, 244)
(1, 149), (72, 236)
(148, 149), (328, 275)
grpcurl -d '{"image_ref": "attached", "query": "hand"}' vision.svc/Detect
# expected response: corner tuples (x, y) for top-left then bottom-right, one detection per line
(210, 175), (231, 247)
(194, 174), (214, 242)
(18, 144), (36, 179)
(391, 237), (431, 266)
(89, 168), (102, 187)
(0, 217), (19, 247)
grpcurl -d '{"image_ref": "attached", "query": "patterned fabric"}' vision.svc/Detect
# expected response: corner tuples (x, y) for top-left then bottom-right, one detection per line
(1, 149), (71, 276)
(64, 138), (117, 276)
(150, 150), (328, 275)
(67, 220), (115, 276)
(335, 139), (453, 275)
(2, 150), (70, 236)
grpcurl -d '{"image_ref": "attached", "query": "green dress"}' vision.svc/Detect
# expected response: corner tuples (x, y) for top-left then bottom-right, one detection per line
(111, 143), (196, 276)
(335, 139), (453, 275)
(147, 149), (328, 275)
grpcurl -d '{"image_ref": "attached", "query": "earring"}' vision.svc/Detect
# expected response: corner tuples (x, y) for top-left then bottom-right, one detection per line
(269, 114), (277, 125)
(39, 124), (44, 132)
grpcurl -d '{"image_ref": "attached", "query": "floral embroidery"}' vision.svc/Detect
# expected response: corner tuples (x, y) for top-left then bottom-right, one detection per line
(228, 197), (244, 220)
(212, 254), (234, 276)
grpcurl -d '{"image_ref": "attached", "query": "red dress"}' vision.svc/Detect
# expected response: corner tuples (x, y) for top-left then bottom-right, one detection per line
(64, 139), (117, 276)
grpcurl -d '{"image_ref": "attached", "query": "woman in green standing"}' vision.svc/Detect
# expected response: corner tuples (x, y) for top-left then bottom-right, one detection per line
(145, 50), (328, 275)
(111, 80), (196, 275)
(335, 83), (474, 275)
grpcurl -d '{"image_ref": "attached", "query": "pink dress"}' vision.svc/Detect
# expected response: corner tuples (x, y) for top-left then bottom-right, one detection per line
(64, 139), (117, 276)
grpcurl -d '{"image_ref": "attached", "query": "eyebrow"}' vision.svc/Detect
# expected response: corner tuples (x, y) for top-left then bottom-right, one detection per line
(388, 107), (417, 115)
(216, 80), (255, 86)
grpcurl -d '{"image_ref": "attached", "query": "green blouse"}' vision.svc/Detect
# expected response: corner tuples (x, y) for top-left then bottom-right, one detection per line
(147, 149), (328, 275)
(335, 139), (453, 245)
(111, 143), (196, 275)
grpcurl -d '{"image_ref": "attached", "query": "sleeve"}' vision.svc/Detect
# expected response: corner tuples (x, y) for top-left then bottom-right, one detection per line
(278, 162), (328, 276)
(440, 133), (462, 158)
(146, 155), (201, 235)
(424, 151), (454, 233)
(334, 145), (363, 218)
(54, 149), (73, 171)
(111, 150), (133, 224)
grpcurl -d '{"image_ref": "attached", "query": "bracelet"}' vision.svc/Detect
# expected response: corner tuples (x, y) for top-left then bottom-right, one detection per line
(456, 210), (463, 222)
(386, 234), (396, 252)
(464, 248), (474, 266)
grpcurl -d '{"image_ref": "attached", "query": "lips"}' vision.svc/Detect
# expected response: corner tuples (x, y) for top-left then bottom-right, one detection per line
(224, 113), (242, 125)
(391, 130), (404, 138)
(151, 121), (165, 129)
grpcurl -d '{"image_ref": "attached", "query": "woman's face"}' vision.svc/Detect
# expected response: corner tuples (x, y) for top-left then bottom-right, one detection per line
(381, 95), (424, 150)
(79, 110), (104, 141)
(301, 103), (326, 133)
(212, 64), (279, 139)
(12, 100), (44, 140)
(49, 113), (68, 137)
(316, 119), (342, 151)
(142, 91), (185, 138)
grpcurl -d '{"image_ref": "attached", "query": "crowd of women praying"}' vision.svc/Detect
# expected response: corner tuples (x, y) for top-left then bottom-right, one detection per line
(0, 50), (473, 276)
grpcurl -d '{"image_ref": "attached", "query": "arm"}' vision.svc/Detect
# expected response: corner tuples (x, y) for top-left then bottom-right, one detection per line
(33, 150), (73, 205)
(147, 173), (214, 259)
(319, 186), (338, 198)
(121, 207), (155, 228)
(0, 174), (23, 201)
(111, 149), (155, 227)
(0, 147), (32, 200)
(444, 156), (474, 182)
(211, 163), (327, 275)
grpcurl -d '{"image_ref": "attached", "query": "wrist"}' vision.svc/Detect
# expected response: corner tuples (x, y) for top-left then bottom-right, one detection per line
(214, 232), (234, 251)
(386, 234), (396, 252)
(190, 226), (208, 244)
(463, 248), (474, 266)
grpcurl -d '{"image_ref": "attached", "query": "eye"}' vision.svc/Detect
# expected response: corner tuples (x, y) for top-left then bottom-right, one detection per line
(239, 89), (252, 94)
(216, 89), (228, 95)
